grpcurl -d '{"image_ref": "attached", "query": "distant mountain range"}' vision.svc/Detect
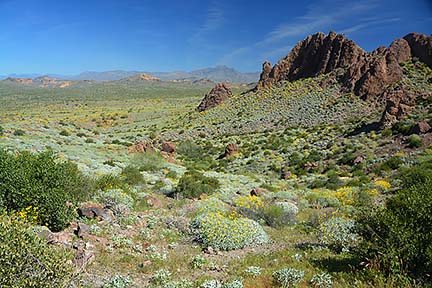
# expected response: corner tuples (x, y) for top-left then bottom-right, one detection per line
(0, 66), (259, 83)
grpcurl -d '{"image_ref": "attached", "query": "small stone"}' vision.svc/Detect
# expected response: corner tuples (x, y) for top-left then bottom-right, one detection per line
(76, 222), (89, 238)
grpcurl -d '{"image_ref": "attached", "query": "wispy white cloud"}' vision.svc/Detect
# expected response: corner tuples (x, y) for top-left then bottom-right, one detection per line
(260, 45), (293, 60)
(218, 46), (251, 65)
(189, 2), (225, 46)
(340, 17), (401, 34)
(259, 0), (379, 45)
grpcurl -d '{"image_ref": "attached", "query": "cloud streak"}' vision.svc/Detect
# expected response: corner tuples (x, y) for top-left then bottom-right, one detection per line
(260, 0), (379, 45)
(189, 2), (225, 46)
(340, 17), (401, 34)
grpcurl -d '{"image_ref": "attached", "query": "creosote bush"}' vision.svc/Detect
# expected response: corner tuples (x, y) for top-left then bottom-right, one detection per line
(0, 150), (93, 231)
(176, 170), (220, 199)
(0, 214), (72, 287)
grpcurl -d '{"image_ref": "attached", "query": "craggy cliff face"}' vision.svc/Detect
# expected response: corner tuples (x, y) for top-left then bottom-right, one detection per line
(255, 31), (432, 126)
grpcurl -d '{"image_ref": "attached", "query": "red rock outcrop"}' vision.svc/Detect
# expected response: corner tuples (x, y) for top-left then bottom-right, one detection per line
(403, 32), (432, 68)
(255, 31), (431, 102)
(197, 82), (233, 111)
(254, 31), (432, 127)
(161, 141), (176, 154)
(218, 143), (239, 159)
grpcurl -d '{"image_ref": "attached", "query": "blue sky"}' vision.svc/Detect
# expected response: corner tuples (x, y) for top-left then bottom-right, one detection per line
(0, 0), (431, 74)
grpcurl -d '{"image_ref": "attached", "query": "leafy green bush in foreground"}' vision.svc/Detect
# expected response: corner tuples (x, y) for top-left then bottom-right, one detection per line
(0, 150), (93, 231)
(0, 214), (72, 287)
(356, 162), (432, 281)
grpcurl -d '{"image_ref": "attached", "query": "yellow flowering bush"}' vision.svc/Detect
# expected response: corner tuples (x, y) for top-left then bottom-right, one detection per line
(0, 214), (72, 287)
(374, 180), (391, 190)
(235, 195), (263, 210)
(17, 206), (39, 224)
(191, 212), (269, 251)
(331, 186), (354, 206)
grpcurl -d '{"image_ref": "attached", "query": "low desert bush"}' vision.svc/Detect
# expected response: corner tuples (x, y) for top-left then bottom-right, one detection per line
(176, 170), (220, 199)
(191, 212), (269, 251)
(0, 214), (72, 287)
(0, 150), (93, 231)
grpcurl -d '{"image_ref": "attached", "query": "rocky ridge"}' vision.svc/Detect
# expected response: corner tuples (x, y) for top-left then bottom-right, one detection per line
(197, 82), (233, 112)
(255, 32), (432, 126)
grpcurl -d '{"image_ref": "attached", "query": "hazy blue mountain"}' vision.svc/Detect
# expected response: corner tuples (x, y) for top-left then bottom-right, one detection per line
(0, 73), (42, 79)
(2, 66), (259, 83)
(151, 66), (259, 83)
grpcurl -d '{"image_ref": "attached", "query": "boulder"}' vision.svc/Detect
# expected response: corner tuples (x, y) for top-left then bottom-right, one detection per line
(219, 143), (238, 159)
(77, 203), (109, 221)
(161, 141), (176, 153)
(250, 188), (266, 197)
(409, 121), (431, 134)
(128, 141), (155, 154)
(197, 82), (233, 111)
(76, 222), (90, 238)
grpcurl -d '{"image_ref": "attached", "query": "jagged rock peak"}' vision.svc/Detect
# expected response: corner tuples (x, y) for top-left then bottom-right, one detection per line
(255, 31), (432, 102)
(403, 32), (432, 68)
(197, 82), (233, 112)
(256, 31), (366, 90)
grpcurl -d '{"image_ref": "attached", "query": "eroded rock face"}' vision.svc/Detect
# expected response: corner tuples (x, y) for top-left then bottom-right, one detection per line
(254, 31), (432, 127)
(197, 82), (233, 111)
(388, 38), (411, 64)
(379, 85), (416, 127)
(404, 32), (432, 68)
(255, 31), (430, 102)
(256, 32), (366, 90)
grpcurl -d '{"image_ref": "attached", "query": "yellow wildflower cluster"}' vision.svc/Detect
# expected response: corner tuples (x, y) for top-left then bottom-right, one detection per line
(374, 180), (391, 190)
(235, 195), (263, 210)
(367, 189), (379, 196)
(17, 206), (39, 224)
(332, 186), (354, 206)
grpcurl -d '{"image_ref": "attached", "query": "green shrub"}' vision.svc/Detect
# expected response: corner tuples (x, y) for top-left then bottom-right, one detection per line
(176, 170), (220, 199)
(392, 121), (411, 135)
(96, 174), (124, 191)
(59, 130), (70, 136)
(177, 140), (203, 159)
(262, 202), (298, 228)
(0, 150), (93, 231)
(375, 156), (403, 172)
(0, 125), (3, 136)
(96, 189), (134, 215)
(407, 134), (422, 148)
(319, 217), (358, 252)
(356, 164), (432, 280)
(131, 151), (166, 171)
(13, 129), (25, 136)
(272, 268), (304, 288)
(0, 214), (72, 287)
(103, 274), (132, 288)
(121, 165), (143, 185)
(191, 212), (269, 251)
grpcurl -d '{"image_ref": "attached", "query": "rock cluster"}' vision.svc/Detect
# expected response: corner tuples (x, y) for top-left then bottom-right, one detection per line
(197, 82), (233, 111)
(255, 31), (432, 126)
